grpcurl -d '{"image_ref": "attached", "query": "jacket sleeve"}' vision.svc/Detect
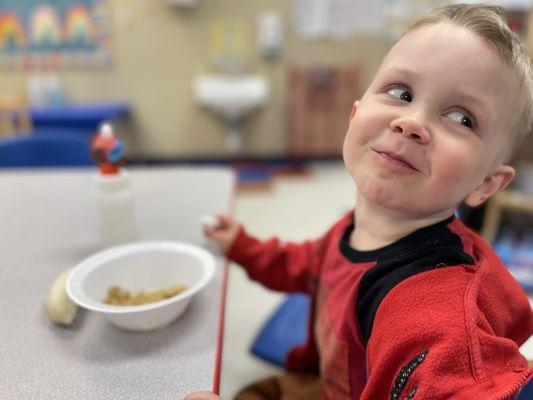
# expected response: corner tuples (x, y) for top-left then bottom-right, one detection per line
(225, 227), (325, 293)
(361, 267), (532, 400)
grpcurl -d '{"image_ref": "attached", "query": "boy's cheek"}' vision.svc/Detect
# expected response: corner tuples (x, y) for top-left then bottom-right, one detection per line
(436, 149), (479, 181)
(428, 166), (479, 206)
(344, 118), (369, 144)
(342, 129), (362, 162)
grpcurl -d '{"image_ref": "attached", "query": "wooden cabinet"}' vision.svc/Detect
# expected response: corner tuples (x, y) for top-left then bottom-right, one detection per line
(288, 66), (362, 157)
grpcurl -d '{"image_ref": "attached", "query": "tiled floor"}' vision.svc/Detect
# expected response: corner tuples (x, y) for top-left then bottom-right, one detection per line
(219, 161), (533, 398)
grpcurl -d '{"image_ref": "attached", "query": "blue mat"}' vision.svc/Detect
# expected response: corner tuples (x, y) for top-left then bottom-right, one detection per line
(30, 103), (130, 130)
(250, 293), (310, 367)
(0, 134), (93, 168)
(236, 168), (272, 185)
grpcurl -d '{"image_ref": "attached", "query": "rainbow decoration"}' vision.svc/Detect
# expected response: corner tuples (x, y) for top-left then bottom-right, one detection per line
(0, 12), (26, 49)
(0, 1), (111, 70)
(65, 5), (94, 45)
(30, 5), (62, 46)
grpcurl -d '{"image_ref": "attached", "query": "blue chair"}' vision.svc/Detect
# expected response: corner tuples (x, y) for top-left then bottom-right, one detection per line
(516, 376), (533, 399)
(251, 293), (310, 367)
(0, 134), (93, 167)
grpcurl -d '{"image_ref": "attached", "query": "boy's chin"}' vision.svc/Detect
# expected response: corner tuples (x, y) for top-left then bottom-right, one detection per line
(357, 185), (455, 218)
(357, 184), (412, 211)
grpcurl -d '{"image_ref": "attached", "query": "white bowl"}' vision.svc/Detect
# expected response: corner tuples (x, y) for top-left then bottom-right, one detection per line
(66, 241), (216, 331)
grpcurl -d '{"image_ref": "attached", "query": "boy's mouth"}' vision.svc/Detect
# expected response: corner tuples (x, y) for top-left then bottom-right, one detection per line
(373, 149), (419, 172)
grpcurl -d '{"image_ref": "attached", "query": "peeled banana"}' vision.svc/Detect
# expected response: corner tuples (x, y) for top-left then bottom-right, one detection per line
(44, 268), (78, 326)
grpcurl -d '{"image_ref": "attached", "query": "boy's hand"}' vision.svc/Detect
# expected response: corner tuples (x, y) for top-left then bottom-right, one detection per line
(184, 391), (220, 400)
(202, 214), (241, 253)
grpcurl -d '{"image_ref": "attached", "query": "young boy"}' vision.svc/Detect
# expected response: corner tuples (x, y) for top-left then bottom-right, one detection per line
(187, 4), (533, 399)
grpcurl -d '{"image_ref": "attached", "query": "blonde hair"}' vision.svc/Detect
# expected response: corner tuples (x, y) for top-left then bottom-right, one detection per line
(405, 3), (533, 160)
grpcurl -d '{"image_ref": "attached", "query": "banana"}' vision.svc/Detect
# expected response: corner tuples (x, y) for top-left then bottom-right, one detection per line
(44, 268), (78, 326)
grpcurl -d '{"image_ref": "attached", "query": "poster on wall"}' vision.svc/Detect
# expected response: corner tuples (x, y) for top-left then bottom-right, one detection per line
(0, 0), (111, 70)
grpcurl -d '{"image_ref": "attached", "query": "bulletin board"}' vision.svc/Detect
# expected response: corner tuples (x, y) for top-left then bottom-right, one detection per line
(0, 0), (111, 70)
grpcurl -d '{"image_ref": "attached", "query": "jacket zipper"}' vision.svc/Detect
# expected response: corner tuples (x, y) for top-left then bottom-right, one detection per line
(492, 372), (531, 400)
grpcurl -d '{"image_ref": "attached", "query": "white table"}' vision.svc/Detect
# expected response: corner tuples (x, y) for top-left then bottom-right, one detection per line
(0, 166), (235, 399)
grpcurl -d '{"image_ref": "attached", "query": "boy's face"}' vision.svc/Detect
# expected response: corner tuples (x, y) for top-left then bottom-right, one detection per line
(343, 23), (518, 218)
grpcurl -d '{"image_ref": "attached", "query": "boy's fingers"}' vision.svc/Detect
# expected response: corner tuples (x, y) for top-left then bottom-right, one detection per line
(203, 225), (215, 236)
(204, 225), (226, 238)
(201, 214), (231, 231)
(216, 213), (229, 221)
(203, 221), (228, 236)
(203, 227), (232, 248)
(216, 214), (233, 228)
(204, 216), (237, 235)
(201, 215), (222, 230)
(211, 233), (231, 245)
(184, 391), (220, 400)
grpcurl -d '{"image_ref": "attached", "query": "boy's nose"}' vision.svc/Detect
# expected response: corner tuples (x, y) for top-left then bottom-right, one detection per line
(389, 116), (430, 144)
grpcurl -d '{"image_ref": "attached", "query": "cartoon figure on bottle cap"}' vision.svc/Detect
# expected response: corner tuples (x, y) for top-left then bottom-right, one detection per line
(92, 123), (126, 174)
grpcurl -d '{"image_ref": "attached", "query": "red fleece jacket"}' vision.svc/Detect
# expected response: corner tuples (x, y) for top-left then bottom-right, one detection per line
(227, 212), (532, 399)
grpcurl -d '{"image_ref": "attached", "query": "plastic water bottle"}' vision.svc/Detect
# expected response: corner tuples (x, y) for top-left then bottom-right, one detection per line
(93, 172), (137, 247)
(92, 124), (137, 247)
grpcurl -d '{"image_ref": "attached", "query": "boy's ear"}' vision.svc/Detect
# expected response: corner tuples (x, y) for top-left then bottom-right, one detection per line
(464, 165), (515, 207)
(349, 100), (361, 121)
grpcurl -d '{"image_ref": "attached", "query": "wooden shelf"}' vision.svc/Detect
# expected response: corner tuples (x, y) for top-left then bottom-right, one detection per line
(481, 190), (533, 243)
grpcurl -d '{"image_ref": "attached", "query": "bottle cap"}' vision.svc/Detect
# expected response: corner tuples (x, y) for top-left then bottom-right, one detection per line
(100, 123), (114, 138)
(92, 123), (124, 175)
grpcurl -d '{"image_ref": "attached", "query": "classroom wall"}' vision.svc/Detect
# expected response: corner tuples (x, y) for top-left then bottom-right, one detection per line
(0, 0), (389, 159)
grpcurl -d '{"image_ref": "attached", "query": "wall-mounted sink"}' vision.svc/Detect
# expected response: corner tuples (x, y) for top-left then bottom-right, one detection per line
(194, 75), (269, 152)
(194, 74), (268, 120)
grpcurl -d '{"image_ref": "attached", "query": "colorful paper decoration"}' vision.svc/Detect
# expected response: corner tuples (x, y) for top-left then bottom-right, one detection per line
(0, 12), (26, 49)
(0, 0), (111, 70)
(30, 5), (62, 47)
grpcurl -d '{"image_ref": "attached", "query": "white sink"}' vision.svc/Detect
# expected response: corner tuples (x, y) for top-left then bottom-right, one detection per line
(194, 75), (269, 120)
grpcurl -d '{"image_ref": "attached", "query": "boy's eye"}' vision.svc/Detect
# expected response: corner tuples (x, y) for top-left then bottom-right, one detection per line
(387, 87), (412, 102)
(445, 110), (473, 129)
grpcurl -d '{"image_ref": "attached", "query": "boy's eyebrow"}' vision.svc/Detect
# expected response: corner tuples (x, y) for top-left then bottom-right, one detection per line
(381, 67), (422, 80)
(452, 91), (492, 119)
(381, 67), (492, 118)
